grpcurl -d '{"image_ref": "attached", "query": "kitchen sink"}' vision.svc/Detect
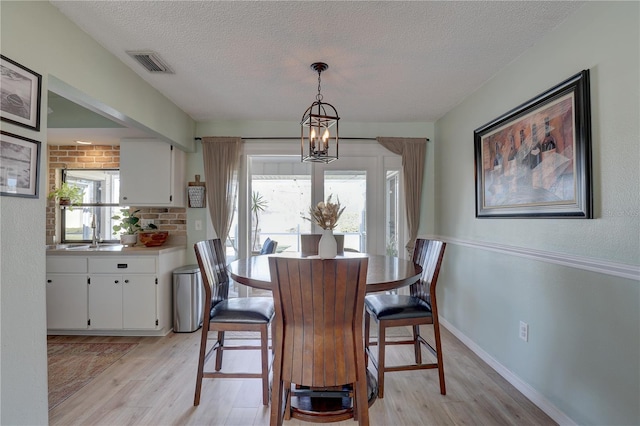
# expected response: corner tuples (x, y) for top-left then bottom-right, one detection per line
(46, 243), (91, 250)
(45, 243), (124, 251)
(85, 244), (124, 251)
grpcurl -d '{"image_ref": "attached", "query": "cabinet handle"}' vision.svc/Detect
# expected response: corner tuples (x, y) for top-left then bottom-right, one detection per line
(124, 279), (129, 283)
(114, 280), (120, 284)
(47, 279), (52, 283)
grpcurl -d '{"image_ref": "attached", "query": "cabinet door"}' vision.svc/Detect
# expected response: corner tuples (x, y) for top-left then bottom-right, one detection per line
(89, 275), (123, 329)
(120, 139), (173, 205)
(123, 275), (157, 329)
(46, 274), (88, 329)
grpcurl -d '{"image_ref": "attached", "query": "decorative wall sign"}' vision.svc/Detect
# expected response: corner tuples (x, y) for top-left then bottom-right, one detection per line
(474, 70), (592, 218)
(0, 131), (41, 198)
(1, 55), (42, 131)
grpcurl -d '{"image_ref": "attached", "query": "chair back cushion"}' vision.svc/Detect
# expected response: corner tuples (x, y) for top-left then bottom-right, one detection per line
(269, 256), (368, 387)
(194, 239), (230, 310)
(259, 238), (273, 254)
(410, 239), (446, 308)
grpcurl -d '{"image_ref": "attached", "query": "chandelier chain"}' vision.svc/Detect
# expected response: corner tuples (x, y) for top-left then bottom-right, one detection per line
(316, 70), (323, 101)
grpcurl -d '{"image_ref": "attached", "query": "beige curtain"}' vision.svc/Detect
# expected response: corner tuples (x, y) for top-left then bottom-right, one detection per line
(377, 137), (427, 255)
(201, 137), (242, 246)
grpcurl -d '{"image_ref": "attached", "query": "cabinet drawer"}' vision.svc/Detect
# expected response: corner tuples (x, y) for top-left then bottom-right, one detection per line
(89, 257), (156, 274)
(46, 256), (88, 273)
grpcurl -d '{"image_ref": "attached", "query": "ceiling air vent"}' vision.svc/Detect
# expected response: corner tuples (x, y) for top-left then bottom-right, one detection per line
(126, 51), (173, 74)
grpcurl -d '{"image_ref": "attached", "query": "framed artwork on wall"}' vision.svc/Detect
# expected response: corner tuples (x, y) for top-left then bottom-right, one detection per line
(474, 70), (592, 218)
(0, 131), (41, 198)
(1, 55), (42, 131)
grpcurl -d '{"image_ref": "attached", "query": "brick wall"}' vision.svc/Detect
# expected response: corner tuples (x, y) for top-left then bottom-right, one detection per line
(47, 145), (186, 243)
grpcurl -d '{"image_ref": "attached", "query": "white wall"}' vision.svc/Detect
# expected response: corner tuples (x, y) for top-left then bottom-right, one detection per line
(0, 2), (194, 424)
(433, 3), (639, 425)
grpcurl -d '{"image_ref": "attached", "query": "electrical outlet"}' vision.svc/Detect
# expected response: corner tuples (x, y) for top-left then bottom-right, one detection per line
(195, 220), (202, 231)
(519, 321), (529, 342)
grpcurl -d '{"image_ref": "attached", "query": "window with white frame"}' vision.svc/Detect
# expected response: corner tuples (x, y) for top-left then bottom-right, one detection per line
(60, 169), (123, 243)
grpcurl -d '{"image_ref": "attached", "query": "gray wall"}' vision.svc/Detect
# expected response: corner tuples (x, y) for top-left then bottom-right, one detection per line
(433, 3), (639, 425)
(0, 2), (194, 424)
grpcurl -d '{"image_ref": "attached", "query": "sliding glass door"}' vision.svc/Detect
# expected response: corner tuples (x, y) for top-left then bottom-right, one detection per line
(236, 140), (405, 296)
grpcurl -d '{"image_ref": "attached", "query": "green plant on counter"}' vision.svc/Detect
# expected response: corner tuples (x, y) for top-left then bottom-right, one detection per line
(47, 182), (85, 211)
(111, 209), (142, 235)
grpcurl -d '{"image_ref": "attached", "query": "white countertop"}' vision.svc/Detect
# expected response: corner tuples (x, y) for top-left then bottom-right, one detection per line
(46, 244), (187, 256)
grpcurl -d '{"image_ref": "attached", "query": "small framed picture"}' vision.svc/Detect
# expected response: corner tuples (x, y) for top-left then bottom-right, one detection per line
(1, 55), (42, 131)
(474, 70), (592, 218)
(1, 131), (41, 198)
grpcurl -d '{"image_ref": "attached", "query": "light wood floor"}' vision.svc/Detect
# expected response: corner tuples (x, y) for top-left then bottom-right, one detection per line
(48, 325), (556, 425)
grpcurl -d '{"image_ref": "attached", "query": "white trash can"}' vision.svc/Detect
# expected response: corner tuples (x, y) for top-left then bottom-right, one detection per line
(172, 265), (203, 332)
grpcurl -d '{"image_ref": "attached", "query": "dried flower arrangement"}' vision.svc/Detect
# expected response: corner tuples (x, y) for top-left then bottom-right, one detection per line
(304, 194), (345, 230)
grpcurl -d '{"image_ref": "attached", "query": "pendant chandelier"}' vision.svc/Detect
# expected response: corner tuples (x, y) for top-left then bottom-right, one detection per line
(301, 62), (340, 163)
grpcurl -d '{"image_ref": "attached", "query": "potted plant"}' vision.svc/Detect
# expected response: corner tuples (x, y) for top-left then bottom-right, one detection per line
(111, 208), (142, 246)
(48, 182), (85, 210)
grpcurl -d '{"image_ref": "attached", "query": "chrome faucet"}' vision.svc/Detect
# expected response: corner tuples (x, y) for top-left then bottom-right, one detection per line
(90, 215), (100, 248)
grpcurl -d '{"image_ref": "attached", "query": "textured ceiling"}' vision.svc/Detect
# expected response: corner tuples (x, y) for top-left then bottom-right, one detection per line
(50, 1), (583, 124)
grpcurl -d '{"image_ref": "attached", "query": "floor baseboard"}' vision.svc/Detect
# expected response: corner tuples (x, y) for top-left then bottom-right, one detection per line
(439, 316), (577, 426)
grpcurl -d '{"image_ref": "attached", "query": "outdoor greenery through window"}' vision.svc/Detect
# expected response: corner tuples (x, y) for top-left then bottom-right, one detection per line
(61, 169), (123, 243)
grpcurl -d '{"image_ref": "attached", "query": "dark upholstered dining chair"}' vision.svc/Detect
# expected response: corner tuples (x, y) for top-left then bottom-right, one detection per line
(268, 256), (370, 426)
(364, 238), (447, 398)
(259, 237), (278, 254)
(193, 238), (275, 406)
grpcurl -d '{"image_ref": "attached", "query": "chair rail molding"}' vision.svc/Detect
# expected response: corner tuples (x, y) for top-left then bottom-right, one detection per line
(427, 235), (639, 281)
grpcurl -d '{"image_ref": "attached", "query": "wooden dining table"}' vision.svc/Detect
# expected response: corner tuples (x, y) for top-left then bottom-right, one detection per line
(227, 252), (422, 422)
(228, 252), (422, 293)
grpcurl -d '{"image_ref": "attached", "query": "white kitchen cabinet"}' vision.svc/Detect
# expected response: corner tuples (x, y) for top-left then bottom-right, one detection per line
(123, 275), (158, 329)
(119, 139), (185, 207)
(46, 247), (186, 336)
(88, 275), (123, 329)
(89, 256), (158, 330)
(88, 273), (157, 330)
(46, 257), (88, 330)
(46, 274), (88, 329)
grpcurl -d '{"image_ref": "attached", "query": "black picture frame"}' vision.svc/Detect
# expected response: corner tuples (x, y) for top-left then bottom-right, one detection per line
(1, 131), (41, 198)
(1, 55), (42, 131)
(474, 70), (592, 218)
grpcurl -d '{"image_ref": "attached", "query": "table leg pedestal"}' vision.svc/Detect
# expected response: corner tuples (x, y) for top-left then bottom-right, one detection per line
(289, 370), (377, 423)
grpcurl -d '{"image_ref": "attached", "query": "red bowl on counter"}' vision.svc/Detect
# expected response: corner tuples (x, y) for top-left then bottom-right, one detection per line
(138, 231), (169, 247)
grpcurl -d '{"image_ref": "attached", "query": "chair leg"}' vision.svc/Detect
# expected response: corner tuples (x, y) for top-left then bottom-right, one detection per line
(271, 321), (276, 355)
(270, 322), (284, 426)
(377, 322), (386, 399)
(354, 379), (369, 425)
(269, 377), (283, 426)
(354, 324), (370, 425)
(284, 382), (292, 420)
(364, 311), (371, 367)
(413, 325), (422, 364)
(193, 320), (210, 406)
(260, 324), (270, 405)
(433, 321), (446, 395)
(214, 330), (225, 371)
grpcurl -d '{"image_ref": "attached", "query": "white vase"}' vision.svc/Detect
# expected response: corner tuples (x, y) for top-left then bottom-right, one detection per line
(318, 229), (337, 259)
(120, 234), (137, 247)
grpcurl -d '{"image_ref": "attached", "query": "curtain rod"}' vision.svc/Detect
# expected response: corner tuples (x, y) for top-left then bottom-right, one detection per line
(194, 137), (429, 141)
(194, 137), (377, 141)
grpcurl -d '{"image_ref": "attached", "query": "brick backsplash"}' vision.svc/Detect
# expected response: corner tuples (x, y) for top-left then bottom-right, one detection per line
(47, 145), (186, 243)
